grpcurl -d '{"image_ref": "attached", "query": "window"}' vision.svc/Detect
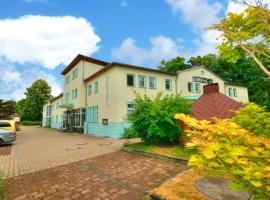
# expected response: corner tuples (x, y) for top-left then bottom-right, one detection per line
(149, 77), (157, 89)
(229, 88), (237, 97)
(127, 74), (135, 87)
(229, 88), (233, 97)
(94, 81), (98, 94)
(127, 102), (134, 115)
(0, 122), (11, 128)
(74, 89), (77, 99)
(87, 106), (98, 123)
(165, 79), (172, 90)
(233, 88), (237, 97)
(65, 93), (69, 102)
(56, 116), (58, 123)
(72, 70), (75, 80)
(188, 82), (200, 93)
(138, 75), (146, 88)
(88, 84), (92, 96)
(194, 83), (200, 93)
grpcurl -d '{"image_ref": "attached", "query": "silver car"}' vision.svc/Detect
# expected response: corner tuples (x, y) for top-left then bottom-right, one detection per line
(0, 129), (16, 145)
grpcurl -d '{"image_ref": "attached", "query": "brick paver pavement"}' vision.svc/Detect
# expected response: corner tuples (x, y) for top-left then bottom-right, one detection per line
(0, 126), (135, 178)
(4, 151), (186, 200)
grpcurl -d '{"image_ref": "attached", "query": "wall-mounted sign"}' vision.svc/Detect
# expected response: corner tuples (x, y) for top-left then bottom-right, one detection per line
(192, 76), (213, 84)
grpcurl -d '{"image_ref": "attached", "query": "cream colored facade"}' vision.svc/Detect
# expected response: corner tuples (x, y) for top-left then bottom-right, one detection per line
(42, 55), (249, 138)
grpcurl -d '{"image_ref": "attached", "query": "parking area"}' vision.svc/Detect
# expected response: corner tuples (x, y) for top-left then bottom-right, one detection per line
(0, 126), (130, 178)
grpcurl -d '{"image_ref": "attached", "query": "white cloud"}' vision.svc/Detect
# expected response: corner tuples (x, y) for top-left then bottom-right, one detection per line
(0, 15), (101, 69)
(111, 36), (183, 65)
(165, 0), (223, 31)
(0, 58), (62, 100)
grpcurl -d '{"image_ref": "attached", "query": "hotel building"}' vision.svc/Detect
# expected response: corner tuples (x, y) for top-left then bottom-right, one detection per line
(42, 54), (249, 138)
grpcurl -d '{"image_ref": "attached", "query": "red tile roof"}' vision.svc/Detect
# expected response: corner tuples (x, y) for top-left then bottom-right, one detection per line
(191, 91), (242, 121)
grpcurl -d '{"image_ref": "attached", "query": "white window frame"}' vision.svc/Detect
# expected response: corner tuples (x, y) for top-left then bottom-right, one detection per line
(165, 79), (172, 90)
(149, 77), (157, 89)
(127, 102), (135, 115)
(229, 88), (233, 97)
(138, 75), (146, 88)
(233, 88), (237, 97)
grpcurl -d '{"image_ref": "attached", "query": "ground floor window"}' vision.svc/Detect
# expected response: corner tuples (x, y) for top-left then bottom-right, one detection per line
(87, 106), (98, 123)
(127, 102), (134, 115)
(188, 82), (201, 93)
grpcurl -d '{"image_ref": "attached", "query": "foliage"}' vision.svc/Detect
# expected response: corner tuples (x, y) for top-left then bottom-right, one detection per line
(157, 56), (190, 73)
(175, 113), (270, 200)
(127, 92), (191, 144)
(126, 142), (197, 159)
(210, 6), (270, 76)
(0, 99), (16, 119)
(17, 79), (51, 121)
(21, 121), (42, 126)
(233, 103), (270, 138)
(122, 127), (138, 139)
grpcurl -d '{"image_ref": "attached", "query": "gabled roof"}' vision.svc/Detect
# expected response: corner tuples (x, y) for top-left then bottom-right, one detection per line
(84, 62), (177, 82)
(192, 92), (242, 121)
(177, 66), (225, 81)
(61, 54), (109, 75)
(51, 93), (63, 102)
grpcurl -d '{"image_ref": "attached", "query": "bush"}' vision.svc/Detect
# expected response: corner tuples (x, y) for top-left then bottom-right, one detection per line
(21, 121), (42, 126)
(175, 113), (270, 200)
(122, 127), (138, 139)
(126, 92), (191, 144)
(0, 173), (3, 199)
(233, 103), (270, 138)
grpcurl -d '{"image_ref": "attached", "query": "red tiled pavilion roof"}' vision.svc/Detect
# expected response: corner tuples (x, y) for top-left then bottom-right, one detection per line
(191, 84), (242, 121)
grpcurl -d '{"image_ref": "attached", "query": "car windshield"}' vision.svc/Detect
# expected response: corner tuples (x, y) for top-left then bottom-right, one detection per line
(0, 122), (11, 127)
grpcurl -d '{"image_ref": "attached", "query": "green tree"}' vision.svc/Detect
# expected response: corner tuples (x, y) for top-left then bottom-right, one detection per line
(0, 100), (16, 119)
(210, 3), (270, 76)
(157, 56), (190, 73)
(17, 79), (51, 121)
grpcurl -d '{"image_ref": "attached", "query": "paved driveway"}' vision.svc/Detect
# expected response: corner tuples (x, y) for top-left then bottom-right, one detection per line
(0, 126), (130, 178)
(1, 126), (186, 200)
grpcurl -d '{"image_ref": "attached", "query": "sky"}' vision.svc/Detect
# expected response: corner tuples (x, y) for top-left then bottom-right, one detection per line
(0, 0), (248, 100)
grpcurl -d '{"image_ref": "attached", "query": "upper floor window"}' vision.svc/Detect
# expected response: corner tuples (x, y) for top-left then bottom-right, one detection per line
(149, 77), (157, 89)
(165, 79), (172, 90)
(66, 75), (70, 85)
(229, 88), (237, 97)
(72, 89), (78, 99)
(127, 74), (135, 87)
(88, 84), (92, 96)
(138, 75), (146, 88)
(94, 81), (98, 94)
(65, 92), (69, 102)
(188, 82), (200, 93)
(72, 68), (78, 80)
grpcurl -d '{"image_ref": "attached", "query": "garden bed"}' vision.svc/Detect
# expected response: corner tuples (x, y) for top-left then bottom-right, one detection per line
(124, 142), (197, 160)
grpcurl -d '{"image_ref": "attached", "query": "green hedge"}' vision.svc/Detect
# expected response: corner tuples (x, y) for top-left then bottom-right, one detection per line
(21, 121), (42, 126)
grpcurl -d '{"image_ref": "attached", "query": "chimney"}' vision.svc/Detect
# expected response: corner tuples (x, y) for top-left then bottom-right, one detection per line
(203, 83), (219, 94)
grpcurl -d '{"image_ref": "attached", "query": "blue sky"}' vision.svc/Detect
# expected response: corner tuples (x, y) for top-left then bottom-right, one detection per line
(0, 0), (246, 100)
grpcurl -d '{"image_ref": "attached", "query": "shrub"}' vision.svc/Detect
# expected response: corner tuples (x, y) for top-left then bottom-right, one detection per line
(122, 127), (138, 139)
(233, 103), (270, 138)
(126, 92), (191, 144)
(21, 121), (42, 126)
(175, 113), (270, 200)
(0, 173), (3, 199)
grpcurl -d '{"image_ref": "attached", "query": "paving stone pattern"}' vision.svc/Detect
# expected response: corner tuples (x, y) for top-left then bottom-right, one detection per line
(4, 151), (186, 200)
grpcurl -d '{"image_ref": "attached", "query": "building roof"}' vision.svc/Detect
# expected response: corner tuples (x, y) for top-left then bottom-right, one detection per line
(61, 54), (109, 75)
(84, 62), (177, 82)
(191, 84), (242, 121)
(51, 93), (63, 102)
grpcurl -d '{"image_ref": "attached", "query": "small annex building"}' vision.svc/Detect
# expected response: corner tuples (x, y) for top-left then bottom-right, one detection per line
(192, 83), (242, 121)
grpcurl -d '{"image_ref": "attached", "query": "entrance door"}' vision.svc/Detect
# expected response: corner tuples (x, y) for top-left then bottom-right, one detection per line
(67, 113), (73, 127)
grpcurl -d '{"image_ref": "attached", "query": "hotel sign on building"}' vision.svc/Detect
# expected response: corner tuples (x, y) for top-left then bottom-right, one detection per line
(42, 54), (249, 138)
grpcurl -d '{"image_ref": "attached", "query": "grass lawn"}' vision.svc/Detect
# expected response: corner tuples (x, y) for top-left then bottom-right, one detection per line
(125, 142), (197, 159)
